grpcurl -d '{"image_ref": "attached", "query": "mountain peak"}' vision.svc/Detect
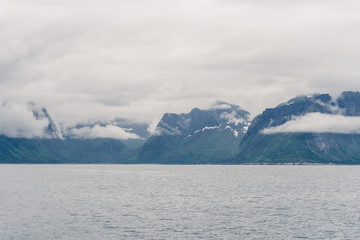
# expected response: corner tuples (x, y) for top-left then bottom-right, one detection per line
(154, 102), (250, 136)
(28, 102), (63, 139)
(211, 100), (246, 112)
(337, 91), (360, 116)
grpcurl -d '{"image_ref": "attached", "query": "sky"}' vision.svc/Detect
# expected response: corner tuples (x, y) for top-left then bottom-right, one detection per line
(1, 0), (360, 130)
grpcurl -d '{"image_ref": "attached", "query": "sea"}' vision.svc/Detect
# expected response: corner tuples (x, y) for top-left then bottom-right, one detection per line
(1, 164), (360, 239)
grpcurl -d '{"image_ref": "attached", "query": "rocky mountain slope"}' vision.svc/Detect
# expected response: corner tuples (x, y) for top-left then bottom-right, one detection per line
(135, 101), (250, 163)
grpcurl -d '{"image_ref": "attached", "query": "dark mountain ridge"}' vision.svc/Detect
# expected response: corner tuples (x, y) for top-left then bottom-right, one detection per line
(2, 92), (360, 164)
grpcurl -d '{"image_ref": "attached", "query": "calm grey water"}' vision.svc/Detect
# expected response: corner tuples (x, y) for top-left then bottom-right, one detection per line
(1, 165), (360, 239)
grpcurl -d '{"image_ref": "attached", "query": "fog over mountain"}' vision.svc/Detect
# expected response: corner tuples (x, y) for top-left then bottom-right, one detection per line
(1, 0), (360, 130)
(0, 102), (50, 139)
(2, 91), (360, 163)
(263, 113), (360, 135)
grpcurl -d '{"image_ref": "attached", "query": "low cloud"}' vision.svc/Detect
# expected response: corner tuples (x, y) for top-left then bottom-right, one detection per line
(212, 101), (249, 125)
(263, 112), (360, 134)
(67, 124), (141, 140)
(151, 121), (182, 136)
(147, 117), (161, 136)
(220, 111), (248, 126)
(0, 102), (49, 138)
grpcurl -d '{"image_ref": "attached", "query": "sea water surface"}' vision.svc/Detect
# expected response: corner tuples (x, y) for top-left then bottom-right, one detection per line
(1, 165), (360, 239)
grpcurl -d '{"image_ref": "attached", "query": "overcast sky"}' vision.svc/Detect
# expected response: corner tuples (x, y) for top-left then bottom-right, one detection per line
(2, 0), (360, 127)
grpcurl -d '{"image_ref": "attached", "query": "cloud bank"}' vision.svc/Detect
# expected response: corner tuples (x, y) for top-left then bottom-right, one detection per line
(67, 124), (141, 140)
(0, 102), (50, 138)
(263, 113), (360, 134)
(1, 0), (360, 126)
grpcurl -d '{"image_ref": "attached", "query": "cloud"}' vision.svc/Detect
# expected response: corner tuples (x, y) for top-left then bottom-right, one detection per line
(67, 124), (141, 140)
(220, 111), (248, 126)
(1, 0), (360, 125)
(147, 117), (161, 136)
(211, 101), (249, 125)
(263, 112), (360, 134)
(0, 102), (50, 138)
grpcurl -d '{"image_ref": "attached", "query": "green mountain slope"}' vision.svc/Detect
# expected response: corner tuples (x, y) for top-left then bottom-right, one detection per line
(0, 136), (130, 163)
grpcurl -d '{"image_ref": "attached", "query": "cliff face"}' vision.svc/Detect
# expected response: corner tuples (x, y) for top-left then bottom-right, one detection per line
(136, 102), (250, 164)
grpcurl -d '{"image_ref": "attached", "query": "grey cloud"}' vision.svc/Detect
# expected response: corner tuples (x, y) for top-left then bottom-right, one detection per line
(263, 113), (360, 134)
(1, 0), (360, 128)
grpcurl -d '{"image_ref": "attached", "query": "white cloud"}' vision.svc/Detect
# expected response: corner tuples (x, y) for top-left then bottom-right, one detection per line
(0, 102), (49, 138)
(220, 111), (248, 126)
(263, 112), (360, 134)
(147, 117), (161, 135)
(67, 124), (141, 140)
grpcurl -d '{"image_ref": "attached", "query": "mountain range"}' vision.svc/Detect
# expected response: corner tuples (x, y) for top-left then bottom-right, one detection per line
(134, 101), (250, 164)
(1, 91), (360, 164)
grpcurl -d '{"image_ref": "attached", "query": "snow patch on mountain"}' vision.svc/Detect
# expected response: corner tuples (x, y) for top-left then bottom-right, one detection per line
(225, 125), (239, 137)
(185, 124), (223, 139)
(201, 124), (222, 131)
(153, 101), (250, 139)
